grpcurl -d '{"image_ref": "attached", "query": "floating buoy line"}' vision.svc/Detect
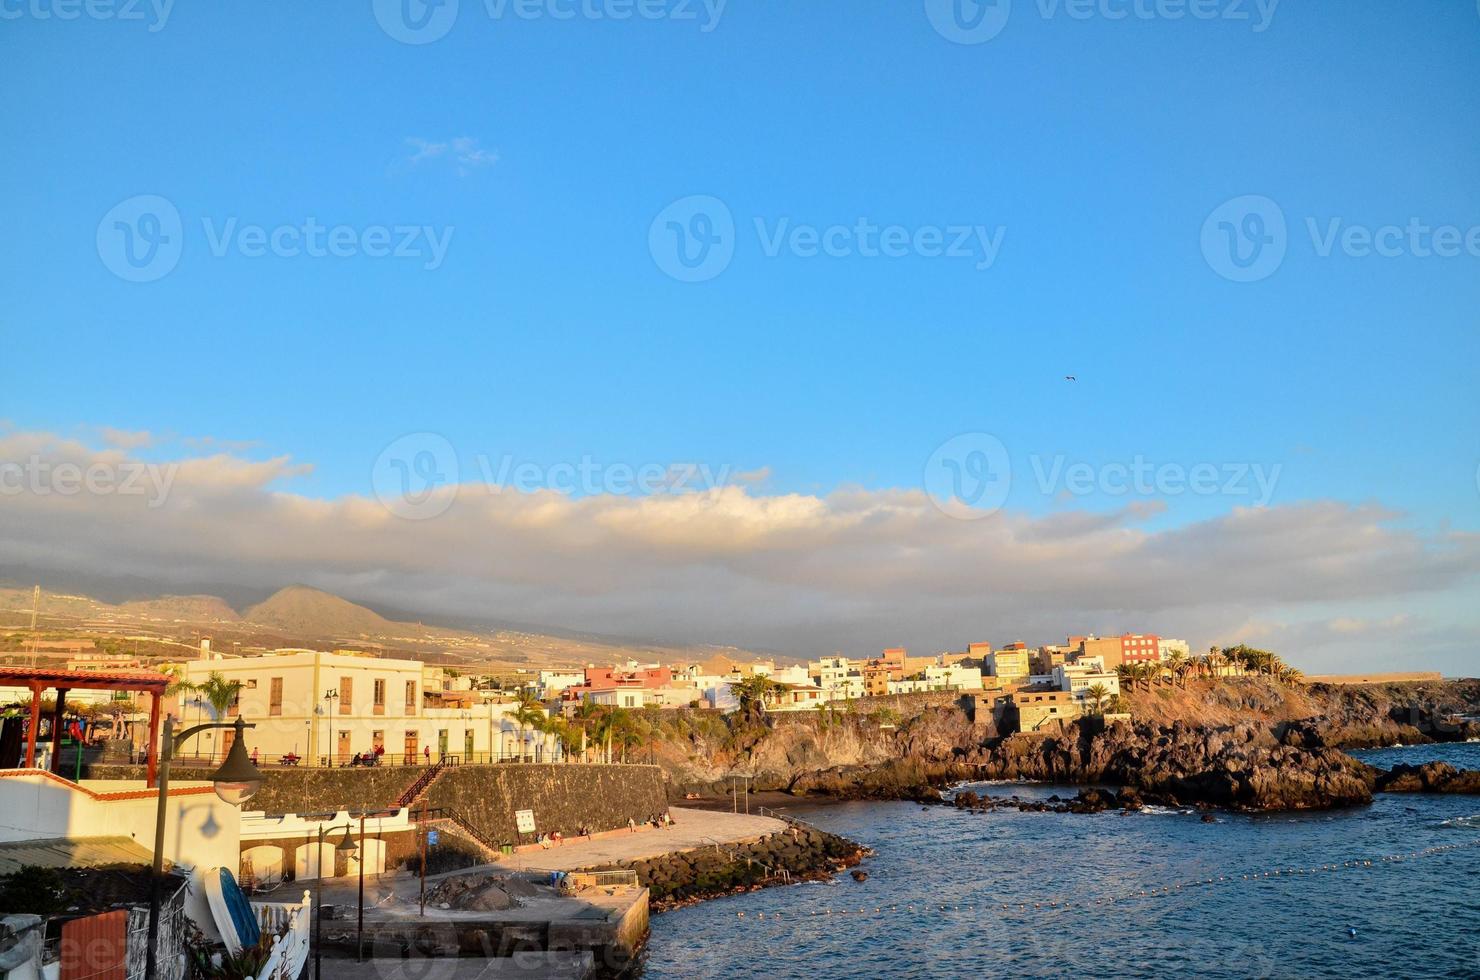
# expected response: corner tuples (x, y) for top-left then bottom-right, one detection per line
(725, 835), (1480, 927)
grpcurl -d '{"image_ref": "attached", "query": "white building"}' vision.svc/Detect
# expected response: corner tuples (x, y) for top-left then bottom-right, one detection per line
(704, 683), (739, 711)
(1053, 661), (1121, 703)
(766, 681), (827, 712)
(1158, 638), (1191, 661)
(807, 657), (867, 702)
(645, 686), (704, 708)
(536, 669), (586, 699)
(771, 664), (813, 687)
(924, 664), (983, 691)
(181, 649), (546, 765)
(582, 687), (647, 709)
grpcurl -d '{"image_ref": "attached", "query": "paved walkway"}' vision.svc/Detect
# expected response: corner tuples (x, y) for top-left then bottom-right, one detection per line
(496, 806), (785, 872)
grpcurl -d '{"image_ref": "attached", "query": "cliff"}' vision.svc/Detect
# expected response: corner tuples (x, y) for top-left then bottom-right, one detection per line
(654, 678), (1480, 813)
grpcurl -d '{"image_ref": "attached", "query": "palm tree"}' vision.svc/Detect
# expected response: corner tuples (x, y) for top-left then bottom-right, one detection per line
(1116, 663), (1135, 692)
(1084, 683), (1111, 714)
(512, 690), (547, 731)
(1136, 662), (1157, 692)
(1165, 651), (1189, 689)
(195, 672), (242, 720)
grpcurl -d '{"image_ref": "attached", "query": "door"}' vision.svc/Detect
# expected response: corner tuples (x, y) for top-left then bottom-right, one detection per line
(404, 730), (418, 763)
(437, 729), (449, 758)
(60, 909), (126, 980)
(337, 730), (351, 765)
(464, 729), (474, 761)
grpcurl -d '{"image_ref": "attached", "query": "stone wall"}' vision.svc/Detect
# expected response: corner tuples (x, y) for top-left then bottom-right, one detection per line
(421, 765), (667, 848)
(82, 761), (668, 850)
(81, 762), (424, 815)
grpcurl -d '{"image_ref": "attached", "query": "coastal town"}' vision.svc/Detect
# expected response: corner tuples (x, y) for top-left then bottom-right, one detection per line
(0, 617), (1466, 980)
(2, 629), (1257, 771)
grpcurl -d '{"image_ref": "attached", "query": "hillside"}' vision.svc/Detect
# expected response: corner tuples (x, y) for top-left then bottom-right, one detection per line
(242, 585), (394, 636)
(117, 595), (242, 623)
(1119, 677), (1480, 745)
(0, 582), (773, 672)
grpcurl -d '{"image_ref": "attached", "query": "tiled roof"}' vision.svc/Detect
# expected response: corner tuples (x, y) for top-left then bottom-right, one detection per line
(0, 836), (156, 875)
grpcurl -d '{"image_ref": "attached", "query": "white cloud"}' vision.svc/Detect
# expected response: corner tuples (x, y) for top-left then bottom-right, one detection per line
(405, 137), (499, 176)
(97, 427), (154, 449)
(2, 428), (1478, 674)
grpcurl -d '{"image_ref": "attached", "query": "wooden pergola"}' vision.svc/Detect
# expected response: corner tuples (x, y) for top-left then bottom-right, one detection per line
(0, 667), (170, 785)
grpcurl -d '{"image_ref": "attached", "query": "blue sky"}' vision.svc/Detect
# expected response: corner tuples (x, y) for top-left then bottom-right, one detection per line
(3, 0), (1479, 669)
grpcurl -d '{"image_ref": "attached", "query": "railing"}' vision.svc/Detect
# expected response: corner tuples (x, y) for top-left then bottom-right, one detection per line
(246, 890), (311, 980)
(323, 750), (561, 767)
(757, 804), (826, 836)
(394, 758), (453, 807)
(419, 806), (505, 855)
(699, 836), (791, 884)
(130, 748), (569, 769)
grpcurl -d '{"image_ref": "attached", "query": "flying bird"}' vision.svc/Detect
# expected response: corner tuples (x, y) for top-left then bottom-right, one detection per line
(1064, 375), (1076, 382)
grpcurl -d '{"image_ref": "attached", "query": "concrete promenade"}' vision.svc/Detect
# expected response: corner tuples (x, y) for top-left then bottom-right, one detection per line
(498, 806), (785, 872)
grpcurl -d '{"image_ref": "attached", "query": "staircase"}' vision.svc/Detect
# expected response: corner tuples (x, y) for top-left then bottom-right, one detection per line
(394, 759), (450, 808)
(436, 807), (503, 855)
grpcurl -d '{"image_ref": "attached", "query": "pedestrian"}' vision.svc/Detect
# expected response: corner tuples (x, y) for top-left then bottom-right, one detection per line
(628, 817), (636, 833)
(424, 745), (431, 764)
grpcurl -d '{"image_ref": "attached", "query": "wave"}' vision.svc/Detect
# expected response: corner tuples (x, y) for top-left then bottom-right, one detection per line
(1438, 815), (1480, 829)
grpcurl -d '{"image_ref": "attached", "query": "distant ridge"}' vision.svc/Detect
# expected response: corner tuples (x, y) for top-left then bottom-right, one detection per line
(242, 585), (395, 638)
(0, 581), (782, 668)
(118, 594), (241, 622)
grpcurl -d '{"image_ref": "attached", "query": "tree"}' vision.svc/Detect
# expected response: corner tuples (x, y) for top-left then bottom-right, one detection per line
(1165, 651), (1189, 689)
(1115, 663), (1136, 694)
(729, 675), (778, 721)
(1134, 662), (1157, 692)
(194, 672), (241, 721)
(512, 690), (547, 732)
(1084, 683), (1111, 714)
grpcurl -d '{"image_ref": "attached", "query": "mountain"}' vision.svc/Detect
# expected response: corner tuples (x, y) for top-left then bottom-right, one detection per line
(117, 595), (242, 623)
(242, 585), (394, 637)
(0, 581), (780, 670)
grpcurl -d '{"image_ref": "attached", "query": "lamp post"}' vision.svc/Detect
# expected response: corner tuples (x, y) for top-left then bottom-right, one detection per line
(312, 822), (358, 980)
(322, 690), (339, 767)
(145, 715), (264, 980)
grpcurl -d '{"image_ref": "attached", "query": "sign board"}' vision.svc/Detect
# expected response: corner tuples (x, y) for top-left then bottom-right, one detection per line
(514, 809), (536, 834)
(426, 830), (439, 847)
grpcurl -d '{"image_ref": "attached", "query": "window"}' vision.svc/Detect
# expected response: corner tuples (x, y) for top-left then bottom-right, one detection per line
(373, 678), (386, 715)
(340, 677), (353, 714)
(269, 677), (283, 716)
(405, 680), (417, 715)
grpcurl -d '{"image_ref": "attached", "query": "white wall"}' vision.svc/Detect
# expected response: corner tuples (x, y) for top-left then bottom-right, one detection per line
(0, 772), (240, 937)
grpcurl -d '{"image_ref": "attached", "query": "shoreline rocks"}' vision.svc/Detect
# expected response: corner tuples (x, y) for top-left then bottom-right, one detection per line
(1371, 761), (1480, 795)
(584, 825), (868, 912)
(659, 680), (1480, 816)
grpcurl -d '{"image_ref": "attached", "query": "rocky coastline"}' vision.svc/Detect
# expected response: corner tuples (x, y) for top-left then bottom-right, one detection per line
(658, 679), (1480, 815)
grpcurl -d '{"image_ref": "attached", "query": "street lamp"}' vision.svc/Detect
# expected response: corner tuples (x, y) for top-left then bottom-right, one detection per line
(310, 821), (358, 980)
(146, 715), (264, 979)
(322, 690), (339, 767)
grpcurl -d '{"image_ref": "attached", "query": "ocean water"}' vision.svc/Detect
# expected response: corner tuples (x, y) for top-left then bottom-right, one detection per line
(643, 743), (1480, 979)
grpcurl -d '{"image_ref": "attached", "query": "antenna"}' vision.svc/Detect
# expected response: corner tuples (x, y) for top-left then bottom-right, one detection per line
(29, 585), (40, 667)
